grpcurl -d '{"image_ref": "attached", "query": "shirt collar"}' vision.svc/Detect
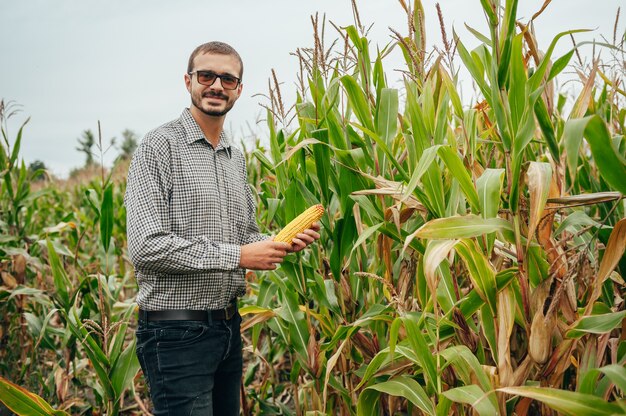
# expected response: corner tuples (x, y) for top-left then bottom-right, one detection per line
(180, 108), (232, 157)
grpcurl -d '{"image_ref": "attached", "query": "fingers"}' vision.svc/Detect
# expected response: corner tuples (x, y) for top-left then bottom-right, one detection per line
(269, 241), (291, 250)
(297, 229), (320, 243)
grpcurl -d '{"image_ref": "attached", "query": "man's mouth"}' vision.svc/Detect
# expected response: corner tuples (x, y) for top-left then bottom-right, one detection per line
(203, 93), (227, 101)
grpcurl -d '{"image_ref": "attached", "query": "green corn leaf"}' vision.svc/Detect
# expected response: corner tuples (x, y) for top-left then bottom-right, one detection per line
(422, 76), (436, 134)
(9, 118), (29, 167)
(376, 88), (398, 145)
(555, 211), (602, 236)
(350, 122), (409, 181)
(110, 338), (140, 399)
(438, 146), (481, 213)
(340, 75), (374, 132)
(455, 239), (498, 315)
(464, 23), (492, 46)
(441, 68), (463, 119)
(498, 386), (623, 416)
(529, 29), (589, 91)
(350, 304), (393, 326)
(507, 34), (525, 131)
(100, 182), (114, 253)
(348, 222), (383, 261)
(437, 261), (457, 313)
(345, 25), (361, 49)
(433, 91), (449, 145)
(357, 376), (436, 416)
(278, 288), (309, 359)
(0, 375), (69, 416)
(534, 97), (559, 160)
(527, 245), (550, 287)
(443, 385), (498, 416)
(497, 0), (519, 83)
(65, 309), (114, 400)
(394, 344), (422, 368)
(252, 149), (273, 171)
(414, 215), (512, 240)
(566, 310), (626, 338)
(402, 145), (441, 203)
(402, 316), (438, 393)
(322, 279), (340, 314)
(32, 308), (60, 350)
(598, 364), (626, 394)
(422, 164), (446, 218)
(480, 304), (498, 361)
(356, 349), (393, 390)
(583, 116), (626, 194)
(107, 304), (136, 366)
(84, 188), (101, 218)
(436, 395), (454, 416)
(479, 0), (497, 27)
(579, 360), (626, 398)
(456, 268), (517, 326)
(441, 345), (495, 394)
(311, 129), (334, 205)
(404, 82), (429, 158)
(46, 239), (71, 310)
(528, 29), (591, 93)
(373, 54), (386, 94)
(476, 168), (505, 219)
(388, 316), (402, 363)
(454, 36), (489, 99)
(548, 49), (576, 81)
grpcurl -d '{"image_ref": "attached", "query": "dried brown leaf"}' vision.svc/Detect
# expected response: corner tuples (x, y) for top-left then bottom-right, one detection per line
(570, 62), (598, 119)
(12, 254), (26, 283)
(1, 271), (17, 289)
(526, 162), (552, 250)
(497, 287), (515, 386)
(529, 309), (556, 364)
(423, 239), (459, 295)
(585, 218), (626, 314)
(240, 311), (276, 332)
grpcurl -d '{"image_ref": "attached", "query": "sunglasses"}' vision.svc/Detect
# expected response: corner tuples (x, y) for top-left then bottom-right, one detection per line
(188, 70), (241, 90)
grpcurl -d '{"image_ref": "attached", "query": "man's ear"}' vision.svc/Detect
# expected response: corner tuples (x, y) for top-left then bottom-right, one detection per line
(184, 74), (192, 93)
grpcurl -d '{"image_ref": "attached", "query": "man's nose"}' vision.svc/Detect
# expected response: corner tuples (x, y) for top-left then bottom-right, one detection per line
(209, 77), (225, 91)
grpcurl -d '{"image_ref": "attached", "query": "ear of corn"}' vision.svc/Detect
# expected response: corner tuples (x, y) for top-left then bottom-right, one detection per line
(274, 204), (324, 243)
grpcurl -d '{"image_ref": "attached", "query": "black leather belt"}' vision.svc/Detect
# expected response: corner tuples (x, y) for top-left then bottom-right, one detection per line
(139, 301), (238, 322)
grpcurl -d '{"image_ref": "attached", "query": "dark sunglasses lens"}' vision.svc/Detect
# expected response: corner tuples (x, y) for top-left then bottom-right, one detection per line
(220, 76), (238, 89)
(197, 71), (217, 85)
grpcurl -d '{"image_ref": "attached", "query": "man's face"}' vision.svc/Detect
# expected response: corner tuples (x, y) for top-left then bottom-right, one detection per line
(185, 53), (243, 117)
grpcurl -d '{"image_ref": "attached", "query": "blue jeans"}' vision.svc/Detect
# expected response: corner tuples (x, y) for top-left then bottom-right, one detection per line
(135, 313), (243, 415)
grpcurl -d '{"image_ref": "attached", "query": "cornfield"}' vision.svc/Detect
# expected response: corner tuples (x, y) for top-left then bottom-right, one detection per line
(1, 1), (625, 415)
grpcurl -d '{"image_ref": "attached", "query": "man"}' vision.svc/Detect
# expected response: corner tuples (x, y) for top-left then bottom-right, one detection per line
(125, 41), (320, 415)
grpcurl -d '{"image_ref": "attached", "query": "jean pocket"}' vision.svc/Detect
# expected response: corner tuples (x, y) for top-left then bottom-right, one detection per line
(156, 324), (206, 347)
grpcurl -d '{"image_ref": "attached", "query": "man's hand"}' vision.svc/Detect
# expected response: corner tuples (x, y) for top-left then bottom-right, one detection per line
(240, 240), (291, 270)
(286, 222), (321, 253)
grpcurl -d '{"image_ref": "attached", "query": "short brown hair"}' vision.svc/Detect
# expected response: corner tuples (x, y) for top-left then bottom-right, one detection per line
(187, 41), (244, 80)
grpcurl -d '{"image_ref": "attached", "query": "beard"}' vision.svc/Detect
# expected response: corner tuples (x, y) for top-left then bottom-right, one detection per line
(191, 89), (236, 117)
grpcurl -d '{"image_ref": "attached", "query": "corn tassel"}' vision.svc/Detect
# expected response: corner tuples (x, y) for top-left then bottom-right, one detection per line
(274, 204), (324, 243)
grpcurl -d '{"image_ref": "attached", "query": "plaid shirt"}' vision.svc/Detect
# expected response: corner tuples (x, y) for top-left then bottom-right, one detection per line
(125, 108), (267, 310)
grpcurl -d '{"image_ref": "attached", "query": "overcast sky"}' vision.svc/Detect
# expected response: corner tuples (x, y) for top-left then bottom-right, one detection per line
(0, 0), (622, 177)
